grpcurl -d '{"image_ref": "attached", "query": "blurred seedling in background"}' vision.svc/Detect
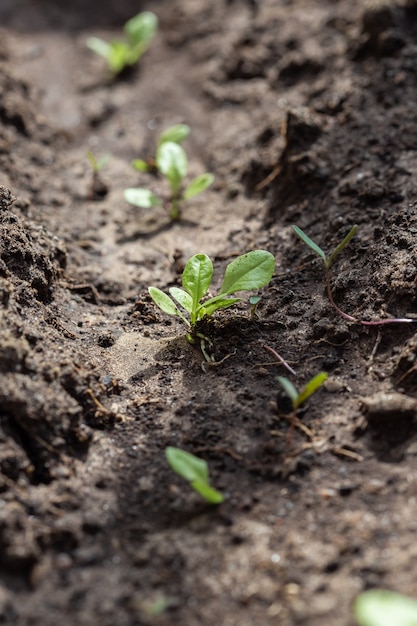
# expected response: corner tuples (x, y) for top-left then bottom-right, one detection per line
(131, 123), (190, 174)
(293, 224), (417, 326)
(165, 447), (224, 504)
(148, 250), (275, 361)
(354, 589), (417, 626)
(86, 11), (157, 75)
(86, 150), (110, 201)
(124, 127), (214, 221)
(277, 372), (328, 412)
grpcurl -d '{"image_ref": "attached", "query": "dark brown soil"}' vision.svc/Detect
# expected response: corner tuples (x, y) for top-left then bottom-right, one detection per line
(1, 1), (417, 624)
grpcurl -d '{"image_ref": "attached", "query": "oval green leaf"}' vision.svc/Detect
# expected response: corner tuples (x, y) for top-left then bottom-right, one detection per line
(191, 480), (224, 504)
(355, 590), (417, 626)
(276, 376), (298, 405)
(295, 372), (328, 409)
(166, 447), (209, 483)
(124, 188), (161, 208)
(292, 225), (326, 262)
(148, 287), (189, 326)
(169, 287), (193, 314)
(159, 124), (190, 146)
(220, 250), (275, 295)
(124, 11), (158, 47)
(86, 36), (112, 61)
(182, 254), (213, 312)
(183, 173), (214, 200)
(131, 159), (150, 172)
(156, 142), (187, 194)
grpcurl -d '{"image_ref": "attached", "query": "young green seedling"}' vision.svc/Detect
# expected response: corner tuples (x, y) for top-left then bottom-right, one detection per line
(86, 150), (111, 201)
(131, 124), (191, 173)
(165, 446), (224, 504)
(124, 139), (214, 221)
(277, 372), (328, 412)
(87, 11), (157, 75)
(354, 589), (417, 626)
(293, 224), (417, 326)
(149, 250), (275, 360)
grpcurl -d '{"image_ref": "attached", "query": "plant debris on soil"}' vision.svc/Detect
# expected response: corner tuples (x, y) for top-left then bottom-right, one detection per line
(1, 1), (417, 624)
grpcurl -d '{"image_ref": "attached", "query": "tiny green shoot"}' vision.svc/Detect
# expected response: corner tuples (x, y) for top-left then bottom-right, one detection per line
(125, 138), (214, 221)
(277, 372), (328, 411)
(354, 589), (417, 626)
(149, 250), (275, 359)
(86, 11), (157, 75)
(86, 150), (110, 201)
(165, 446), (224, 504)
(293, 224), (417, 326)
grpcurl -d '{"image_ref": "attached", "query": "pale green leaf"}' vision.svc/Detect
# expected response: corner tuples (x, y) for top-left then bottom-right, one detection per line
(124, 11), (158, 47)
(183, 173), (214, 200)
(295, 372), (328, 409)
(199, 296), (241, 318)
(191, 480), (224, 504)
(220, 250), (275, 295)
(86, 37), (112, 61)
(156, 142), (187, 194)
(158, 124), (190, 146)
(277, 376), (299, 406)
(124, 188), (161, 208)
(169, 287), (193, 314)
(292, 225), (326, 262)
(107, 41), (131, 73)
(148, 287), (189, 325)
(166, 447), (209, 483)
(354, 590), (417, 626)
(131, 159), (150, 172)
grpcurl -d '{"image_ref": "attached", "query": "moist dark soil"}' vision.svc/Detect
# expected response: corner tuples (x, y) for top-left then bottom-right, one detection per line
(1, 1), (417, 624)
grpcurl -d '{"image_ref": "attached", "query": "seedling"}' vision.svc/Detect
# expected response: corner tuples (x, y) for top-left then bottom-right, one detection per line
(86, 150), (111, 200)
(86, 11), (157, 75)
(293, 224), (417, 326)
(131, 124), (190, 173)
(354, 589), (417, 626)
(124, 139), (214, 221)
(277, 372), (328, 412)
(149, 250), (275, 359)
(165, 447), (224, 504)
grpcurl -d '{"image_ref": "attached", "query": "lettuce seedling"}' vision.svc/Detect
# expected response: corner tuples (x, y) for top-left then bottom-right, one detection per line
(165, 447), (224, 504)
(293, 224), (417, 326)
(124, 139), (214, 221)
(277, 372), (328, 411)
(131, 124), (191, 173)
(149, 250), (275, 359)
(354, 589), (417, 626)
(87, 11), (157, 75)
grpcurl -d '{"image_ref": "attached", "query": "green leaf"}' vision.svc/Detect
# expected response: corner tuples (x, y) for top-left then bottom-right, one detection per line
(191, 480), (224, 504)
(182, 254), (213, 322)
(277, 377), (299, 407)
(292, 225), (326, 262)
(156, 142), (187, 195)
(166, 447), (209, 483)
(158, 124), (190, 146)
(169, 287), (193, 314)
(183, 173), (214, 200)
(354, 590), (417, 626)
(327, 224), (358, 268)
(124, 11), (158, 48)
(148, 287), (189, 325)
(295, 372), (328, 409)
(199, 296), (241, 318)
(86, 36), (112, 61)
(124, 188), (161, 208)
(107, 41), (131, 73)
(219, 250), (275, 296)
(165, 447), (224, 504)
(131, 159), (150, 172)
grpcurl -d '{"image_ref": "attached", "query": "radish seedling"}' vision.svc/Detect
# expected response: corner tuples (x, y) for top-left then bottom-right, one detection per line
(293, 224), (417, 326)
(277, 372), (328, 412)
(87, 11), (157, 75)
(165, 447), (224, 504)
(149, 250), (275, 360)
(124, 139), (214, 221)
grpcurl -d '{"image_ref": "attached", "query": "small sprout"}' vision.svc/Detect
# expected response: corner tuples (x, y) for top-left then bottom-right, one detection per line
(125, 125), (214, 221)
(149, 250), (274, 359)
(86, 150), (111, 201)
(277, 372), (328, 411)
(165, 447), (224, 504)
(293, 224), (417, 326)
(354, 589), (417, 626)
(86, 11), (157, 75)
(249, 295), (261, 319)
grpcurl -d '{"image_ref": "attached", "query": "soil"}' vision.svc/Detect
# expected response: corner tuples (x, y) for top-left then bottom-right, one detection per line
(1, 0), (417, 624)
